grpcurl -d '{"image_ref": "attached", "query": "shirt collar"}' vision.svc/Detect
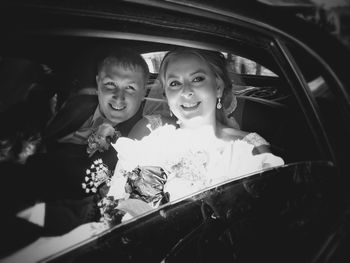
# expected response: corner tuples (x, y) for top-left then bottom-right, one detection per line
(91, 102), (144, 136)
(91, 106), (114, 129)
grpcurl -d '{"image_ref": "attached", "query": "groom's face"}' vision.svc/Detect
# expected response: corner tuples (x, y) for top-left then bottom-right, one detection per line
(96, 62), (146, 125)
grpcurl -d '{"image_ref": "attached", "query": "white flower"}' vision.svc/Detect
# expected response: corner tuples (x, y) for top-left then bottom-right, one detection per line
(108, 124), (284, 203)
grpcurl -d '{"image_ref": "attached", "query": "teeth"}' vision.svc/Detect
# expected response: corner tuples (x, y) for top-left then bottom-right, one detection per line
(111, 104), (126, 110)
(182, 102), (198, 107)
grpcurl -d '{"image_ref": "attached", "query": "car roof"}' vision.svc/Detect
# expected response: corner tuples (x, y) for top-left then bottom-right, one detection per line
(1, 0), (349, 92)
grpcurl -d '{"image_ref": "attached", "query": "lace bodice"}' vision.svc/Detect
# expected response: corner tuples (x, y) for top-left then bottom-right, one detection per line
(243, 132), (270, 147)
(109, 124), (284, 202)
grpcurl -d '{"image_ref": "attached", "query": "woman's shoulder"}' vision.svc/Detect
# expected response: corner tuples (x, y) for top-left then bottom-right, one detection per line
(127, 114), (176, 140)
(219, 126), (270, 153)
(242, 132), (270, 147)
(219, 126), (249, 141)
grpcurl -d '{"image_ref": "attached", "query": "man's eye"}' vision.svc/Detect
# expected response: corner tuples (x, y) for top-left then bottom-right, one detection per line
(193, 76), (205, 82)
(104, 82), (115, 89)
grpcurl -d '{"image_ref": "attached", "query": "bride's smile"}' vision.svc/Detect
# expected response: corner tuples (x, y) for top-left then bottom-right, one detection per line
(164, 53), (223, 127)
(180, 101), (201, 110)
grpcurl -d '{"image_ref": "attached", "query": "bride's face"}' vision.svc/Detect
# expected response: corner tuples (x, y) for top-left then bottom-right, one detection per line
(164, 54), (222, 127)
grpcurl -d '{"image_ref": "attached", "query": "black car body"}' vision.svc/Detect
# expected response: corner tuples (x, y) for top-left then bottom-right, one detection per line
(1, 0), (350, 262)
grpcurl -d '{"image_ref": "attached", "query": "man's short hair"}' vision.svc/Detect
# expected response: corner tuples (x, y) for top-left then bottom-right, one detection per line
(97, 48), (149, 84)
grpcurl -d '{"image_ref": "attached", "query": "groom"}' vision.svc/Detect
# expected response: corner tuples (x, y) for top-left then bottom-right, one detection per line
(25, 48), (150, 234)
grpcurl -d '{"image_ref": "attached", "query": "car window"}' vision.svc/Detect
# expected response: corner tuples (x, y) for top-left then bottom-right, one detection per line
(285, 41), (350, 168)
(142, 49), (284, 118)
(224, 52), (277, 76)
(142, 51), (277, 76)
(0, 39), (321, 201)
(142, 51), (166, 74)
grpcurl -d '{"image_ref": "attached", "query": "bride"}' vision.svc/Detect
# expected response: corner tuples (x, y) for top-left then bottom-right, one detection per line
(101, 47), (284, 223)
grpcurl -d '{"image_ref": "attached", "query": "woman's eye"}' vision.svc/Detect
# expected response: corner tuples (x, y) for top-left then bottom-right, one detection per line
(126, 85), (136, 91)
(169, 80), (181, 87)
(193, 76), (204, 82)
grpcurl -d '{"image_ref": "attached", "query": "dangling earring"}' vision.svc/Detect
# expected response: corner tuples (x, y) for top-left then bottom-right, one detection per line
(170, 111), (173, 117)
(216, 98), (222, 109)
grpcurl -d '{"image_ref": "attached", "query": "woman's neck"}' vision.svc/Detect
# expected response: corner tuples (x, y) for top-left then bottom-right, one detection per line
(178, 119), (220, 140)
(178, 112), (217, 130)
(178, 117), (216, 131)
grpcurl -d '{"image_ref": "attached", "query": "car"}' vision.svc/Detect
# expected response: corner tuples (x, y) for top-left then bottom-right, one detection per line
(1, 0), (350, 262)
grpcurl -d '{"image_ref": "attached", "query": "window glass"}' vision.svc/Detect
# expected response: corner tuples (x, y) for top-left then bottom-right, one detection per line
(287, 43), (338, 112)
(141, 51), (166, 74)
(142, 51), (277, 77)
(286, 42), (350, 165)
(142, 50), (281, 105)
(223, 52), (277, 76)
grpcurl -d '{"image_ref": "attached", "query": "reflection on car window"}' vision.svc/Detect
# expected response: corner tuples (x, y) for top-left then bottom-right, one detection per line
(142, 51), (166, 74)
(223, 52), (277, 76)
(142, 50), (282, 106)
(287, 42), (339, 109)
(142, 51), (277, 77)
(308, 76), (330, 97)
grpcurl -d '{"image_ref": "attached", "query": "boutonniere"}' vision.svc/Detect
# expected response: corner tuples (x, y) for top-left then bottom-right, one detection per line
(82, 158), (113, 193)
(87, 123), (121, 157)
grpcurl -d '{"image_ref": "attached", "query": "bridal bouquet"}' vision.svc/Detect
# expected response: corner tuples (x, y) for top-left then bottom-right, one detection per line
(100, 124), (284, 224)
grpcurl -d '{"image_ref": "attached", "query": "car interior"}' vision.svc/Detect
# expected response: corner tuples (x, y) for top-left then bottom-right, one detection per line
(0, 34), (323, 166)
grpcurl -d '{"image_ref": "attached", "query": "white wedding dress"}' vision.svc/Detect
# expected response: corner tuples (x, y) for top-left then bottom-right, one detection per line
(108, 117), (284, 202)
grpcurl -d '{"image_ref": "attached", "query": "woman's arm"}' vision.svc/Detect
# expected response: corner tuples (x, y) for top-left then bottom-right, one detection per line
(252, 144), (271, 154)
(243, 132), (271, 154)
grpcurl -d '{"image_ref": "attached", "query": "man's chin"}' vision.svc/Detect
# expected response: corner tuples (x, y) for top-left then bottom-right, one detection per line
(106, 115), (130, 126)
